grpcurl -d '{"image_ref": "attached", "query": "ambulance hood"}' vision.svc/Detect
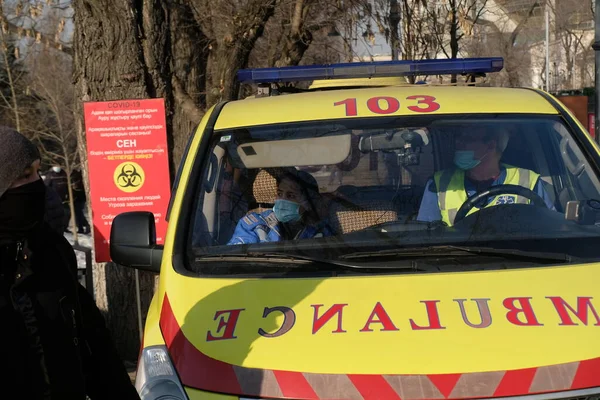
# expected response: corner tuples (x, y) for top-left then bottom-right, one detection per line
(160, 263), (600, 399)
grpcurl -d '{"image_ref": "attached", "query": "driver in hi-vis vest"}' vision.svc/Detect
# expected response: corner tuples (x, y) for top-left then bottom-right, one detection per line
(417, 128), (555, 226)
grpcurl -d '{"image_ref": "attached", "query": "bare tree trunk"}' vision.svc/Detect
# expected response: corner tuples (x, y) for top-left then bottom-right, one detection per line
(275, 0), (314, 67)
(390, 0), (400, 60)
(449, 0), (459, 83)
(580, 50), (588, 87)
(62, 144), (79, 244)
(0, 44), (21, 131)
(204, 0), (277, 105)
(73, 0), (206, 361)
(400, 0), (416, 82)
(169, 0), (209, 164)
(72, 0), (158, 362)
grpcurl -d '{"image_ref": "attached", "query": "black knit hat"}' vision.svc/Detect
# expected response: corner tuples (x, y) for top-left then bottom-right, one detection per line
(0, 127), (40, 198)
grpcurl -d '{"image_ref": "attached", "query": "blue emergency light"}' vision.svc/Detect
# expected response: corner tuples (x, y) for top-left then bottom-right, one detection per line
(237, 57), (504, 84)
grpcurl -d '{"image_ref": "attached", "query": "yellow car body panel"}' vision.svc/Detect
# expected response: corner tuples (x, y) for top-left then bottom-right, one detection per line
(184, 388), (238, 400)
(157, 261), (600, 375)
(136, 85), (600, 399)
(140, 292), (166, 348)
(214, 86), (558, 130)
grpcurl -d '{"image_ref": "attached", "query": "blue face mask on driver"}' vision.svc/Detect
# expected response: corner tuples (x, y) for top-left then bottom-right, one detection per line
(273, 199), (303, 223)
(454, 150), (486, 170)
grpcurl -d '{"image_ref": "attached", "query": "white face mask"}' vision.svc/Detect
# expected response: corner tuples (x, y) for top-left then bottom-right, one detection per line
(52, 166), (62, 173)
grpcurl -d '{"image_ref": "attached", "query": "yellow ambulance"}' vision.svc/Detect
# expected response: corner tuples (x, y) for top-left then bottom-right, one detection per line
(111, 58), (600, 400)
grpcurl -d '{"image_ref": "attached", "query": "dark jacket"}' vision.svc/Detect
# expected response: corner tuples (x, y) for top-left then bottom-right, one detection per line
(44, 186), (67, 234)
(70, 170), (86, 203)
(0, 223), (140, 400)
(45, 170), (69, 203)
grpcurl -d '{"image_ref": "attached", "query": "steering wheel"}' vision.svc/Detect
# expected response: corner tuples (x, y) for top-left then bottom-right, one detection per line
(454, 184), (546, 224)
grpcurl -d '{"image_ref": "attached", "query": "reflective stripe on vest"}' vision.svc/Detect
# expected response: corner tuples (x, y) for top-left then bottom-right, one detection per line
(433, 164), (540, 226)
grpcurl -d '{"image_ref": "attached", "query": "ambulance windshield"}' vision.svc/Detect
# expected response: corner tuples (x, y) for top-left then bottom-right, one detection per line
(187, 114), (600, 275)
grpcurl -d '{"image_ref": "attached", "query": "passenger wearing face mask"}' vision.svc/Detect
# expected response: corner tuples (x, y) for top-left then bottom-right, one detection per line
(0, 127), (140, 400)
(417, 127), (554, 226)
(228, 170), (334, 245)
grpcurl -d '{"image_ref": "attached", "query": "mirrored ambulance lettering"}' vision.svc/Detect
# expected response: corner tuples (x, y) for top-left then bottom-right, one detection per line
(205, 296), (600, 342)
(455, 298), (492, 328)
(547, 296), (600, 326)
(503, 297), (543, 326)
(360, 302), (399, 332)
(312, 304), (348, 334)
(409, 300), (446, 330)
(206, 309), (244, 341)
(258, 306), (296, 338)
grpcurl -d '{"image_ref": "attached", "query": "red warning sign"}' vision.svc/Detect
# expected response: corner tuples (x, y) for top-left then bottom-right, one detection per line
(83, 99), (171, 262)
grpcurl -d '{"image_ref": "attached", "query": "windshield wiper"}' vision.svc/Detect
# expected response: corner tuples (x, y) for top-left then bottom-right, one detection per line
(196, 252), (431, 272)
(339, 245), (574, 264)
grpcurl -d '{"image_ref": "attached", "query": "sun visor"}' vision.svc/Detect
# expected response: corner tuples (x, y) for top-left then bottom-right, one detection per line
(235, 134), (351, 168)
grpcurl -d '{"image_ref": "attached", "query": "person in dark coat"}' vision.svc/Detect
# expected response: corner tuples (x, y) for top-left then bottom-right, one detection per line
(44, 184), (68, 234)
(0, 127), (140, 400)
(45, 164), (71, 232)
(71, 169), (91, 234)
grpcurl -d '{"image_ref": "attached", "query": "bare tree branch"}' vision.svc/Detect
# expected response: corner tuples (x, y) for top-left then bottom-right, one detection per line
(172, 75), (205, 124)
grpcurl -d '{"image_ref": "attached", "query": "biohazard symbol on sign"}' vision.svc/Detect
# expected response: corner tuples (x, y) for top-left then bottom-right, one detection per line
(113, 162), (145, 193)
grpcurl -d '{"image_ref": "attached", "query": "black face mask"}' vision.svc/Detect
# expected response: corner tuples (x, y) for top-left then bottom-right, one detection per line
(0, 179), (46, 241)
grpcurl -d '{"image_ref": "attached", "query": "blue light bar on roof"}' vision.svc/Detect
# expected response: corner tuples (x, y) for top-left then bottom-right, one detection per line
(237, 57), (504, 84)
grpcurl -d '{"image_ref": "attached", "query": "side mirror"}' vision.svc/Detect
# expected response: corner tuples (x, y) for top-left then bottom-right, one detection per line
(110, 211), (163, 273)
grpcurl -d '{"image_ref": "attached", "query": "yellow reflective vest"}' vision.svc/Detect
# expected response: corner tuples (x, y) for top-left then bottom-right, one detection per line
(433, 164), (540, 226)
